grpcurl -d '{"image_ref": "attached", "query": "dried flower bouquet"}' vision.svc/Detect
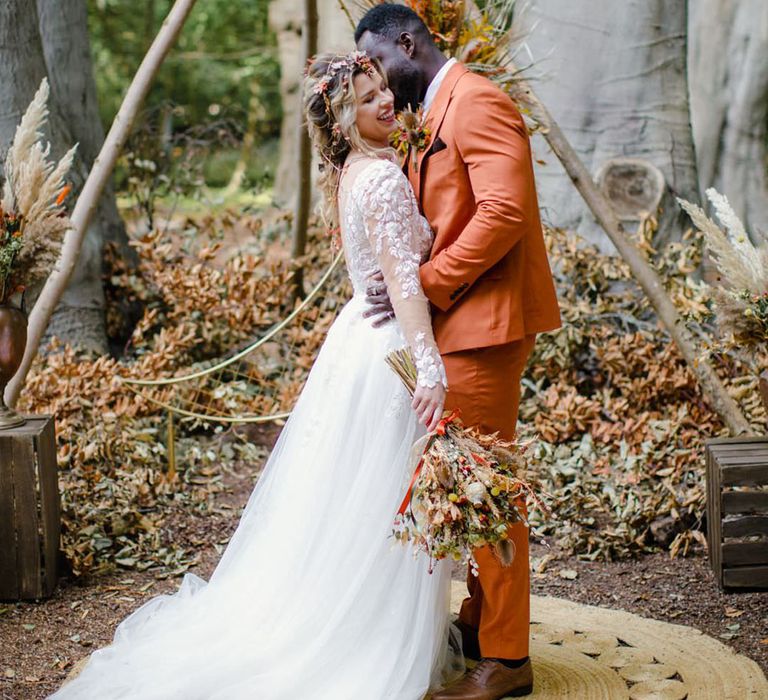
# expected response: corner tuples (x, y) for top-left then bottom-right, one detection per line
(0, 78), (76, 304)
(386, 347), (543, 574)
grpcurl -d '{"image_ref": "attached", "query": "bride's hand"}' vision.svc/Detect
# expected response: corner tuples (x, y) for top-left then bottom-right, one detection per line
(412, 384), (446, 432)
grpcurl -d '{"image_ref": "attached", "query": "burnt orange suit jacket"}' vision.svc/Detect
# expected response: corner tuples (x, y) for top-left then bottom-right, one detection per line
(409, 63), (561, 353)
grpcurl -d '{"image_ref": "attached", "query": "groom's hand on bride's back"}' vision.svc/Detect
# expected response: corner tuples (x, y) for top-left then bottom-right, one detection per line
(364, 271), (395, 327)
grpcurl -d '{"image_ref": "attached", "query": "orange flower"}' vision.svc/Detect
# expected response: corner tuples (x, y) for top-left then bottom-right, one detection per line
(56, 184), (71, 206)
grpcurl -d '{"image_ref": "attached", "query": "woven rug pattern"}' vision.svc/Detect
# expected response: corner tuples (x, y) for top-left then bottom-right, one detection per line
(451, 582), (768, 699)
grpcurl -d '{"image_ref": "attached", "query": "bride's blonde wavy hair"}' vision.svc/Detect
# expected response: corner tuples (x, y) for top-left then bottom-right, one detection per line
(303, 51), (394, 235)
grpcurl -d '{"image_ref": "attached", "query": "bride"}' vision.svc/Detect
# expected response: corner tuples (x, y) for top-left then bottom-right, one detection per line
(49, 50), (463, 700)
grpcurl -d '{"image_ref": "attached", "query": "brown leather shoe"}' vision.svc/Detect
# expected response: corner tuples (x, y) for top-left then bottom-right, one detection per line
(428, 659), (533, 699)
(454, 620), (480, 661)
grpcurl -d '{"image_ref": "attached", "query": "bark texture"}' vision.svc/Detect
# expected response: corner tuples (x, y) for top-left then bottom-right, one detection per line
(269, 0), (352, 208)
(0, 2), (65, 179)
(523, 0), (700, 252)
(688, 0), (768, 237)
(36, 0), (113, 353)
(0, 0), (108, 352)
(290, 0), (318, 296)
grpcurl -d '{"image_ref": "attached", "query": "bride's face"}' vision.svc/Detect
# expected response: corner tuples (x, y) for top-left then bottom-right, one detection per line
(352, 69), (395, 149)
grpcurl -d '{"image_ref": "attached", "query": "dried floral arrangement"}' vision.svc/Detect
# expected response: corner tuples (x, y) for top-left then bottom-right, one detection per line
(391, 107), (431, 166)
(387, 348), (541, 573)
(678, 188), (768, 354)
(0, 79), (76, 304)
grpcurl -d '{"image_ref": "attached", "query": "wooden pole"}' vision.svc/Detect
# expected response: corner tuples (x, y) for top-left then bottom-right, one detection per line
(5, 0), (198, 408)
(509, 78), (752, 436)
(290, 0), (318, 298)
(167, 409), (176, 480)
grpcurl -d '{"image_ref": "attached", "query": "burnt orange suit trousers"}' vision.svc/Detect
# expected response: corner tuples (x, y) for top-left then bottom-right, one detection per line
(442, 334), (536, 660)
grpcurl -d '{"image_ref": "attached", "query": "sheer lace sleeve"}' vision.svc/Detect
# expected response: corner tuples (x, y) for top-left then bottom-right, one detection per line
(353, 160), (447, 390)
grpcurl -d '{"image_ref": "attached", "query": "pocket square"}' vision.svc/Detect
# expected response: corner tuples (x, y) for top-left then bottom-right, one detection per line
(428, 136), (447, 156)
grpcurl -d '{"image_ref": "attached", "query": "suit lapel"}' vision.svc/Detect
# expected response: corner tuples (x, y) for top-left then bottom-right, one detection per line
(411, 63), (468, 206)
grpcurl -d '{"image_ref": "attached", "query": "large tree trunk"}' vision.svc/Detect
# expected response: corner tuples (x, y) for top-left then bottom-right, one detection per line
(688, 0), (768, 238)
(523, 0), (700, 252)
(269, 0), (352, 209)
(0, 2), (68, 177)
(34, 0), (134, 353)
(291, 0), (318, 296)
(0, 2), (108, 350)
(38, 0), (134, 263)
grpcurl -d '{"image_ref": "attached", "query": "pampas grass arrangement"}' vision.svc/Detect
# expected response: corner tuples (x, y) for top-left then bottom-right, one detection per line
(679, 188), (768, 350)
(0, 78), (77, 304)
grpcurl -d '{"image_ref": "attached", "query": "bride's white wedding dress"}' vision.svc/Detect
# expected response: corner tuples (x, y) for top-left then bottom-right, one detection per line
(49, 154), (462, 700)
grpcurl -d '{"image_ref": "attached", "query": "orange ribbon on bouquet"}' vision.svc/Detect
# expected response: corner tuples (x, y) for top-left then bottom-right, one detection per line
(396, 409), (461, 517)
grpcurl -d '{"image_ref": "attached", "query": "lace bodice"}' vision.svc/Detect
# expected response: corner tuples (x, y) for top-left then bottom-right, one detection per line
(339, 157), (447, 390)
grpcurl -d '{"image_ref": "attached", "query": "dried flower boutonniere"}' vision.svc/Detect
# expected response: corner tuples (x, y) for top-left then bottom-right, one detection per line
(391, 106), (431, 173)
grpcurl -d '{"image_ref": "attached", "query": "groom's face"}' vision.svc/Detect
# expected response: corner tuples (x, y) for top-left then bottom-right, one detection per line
(356, 32), (424, 112)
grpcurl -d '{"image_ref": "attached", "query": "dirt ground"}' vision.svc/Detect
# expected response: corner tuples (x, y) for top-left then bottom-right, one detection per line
(2, 442), (767, 699)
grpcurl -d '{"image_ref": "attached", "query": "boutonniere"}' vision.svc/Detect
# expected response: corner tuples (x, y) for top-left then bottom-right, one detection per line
(391, 106), (431, 173)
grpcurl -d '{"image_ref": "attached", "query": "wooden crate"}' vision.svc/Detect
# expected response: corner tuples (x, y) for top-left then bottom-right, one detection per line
(705, 437), (768, 590)
(0, 416), (60, 600)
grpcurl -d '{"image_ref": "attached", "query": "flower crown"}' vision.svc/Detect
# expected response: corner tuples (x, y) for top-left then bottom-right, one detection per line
(309, 50), (377, 98)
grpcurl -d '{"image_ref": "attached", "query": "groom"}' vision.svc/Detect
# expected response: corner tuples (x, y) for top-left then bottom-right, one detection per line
(356, 5), (561, 699)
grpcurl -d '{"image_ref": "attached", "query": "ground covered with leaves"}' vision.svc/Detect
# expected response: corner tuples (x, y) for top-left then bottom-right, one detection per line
(521, 225), (765, 560)
(2, 438), (765, 699)
(4, 206), (767, 696)
(15, 209), (768, 581)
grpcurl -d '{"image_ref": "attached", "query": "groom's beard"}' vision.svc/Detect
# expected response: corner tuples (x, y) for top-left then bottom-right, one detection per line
(390, 70), (424, 113)
(393, 87), (421, 113)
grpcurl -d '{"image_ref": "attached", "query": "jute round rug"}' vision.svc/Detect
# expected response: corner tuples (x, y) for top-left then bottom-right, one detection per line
(449, 581), (767, 699)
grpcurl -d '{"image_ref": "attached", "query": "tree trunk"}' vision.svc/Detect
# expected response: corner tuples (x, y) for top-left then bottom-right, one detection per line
(0, 0), (108, 352)
(688, 0), (768, 238)
(523, 0), (700, 252)
(37, 0), (134, 354)
(269, 0), (303, 208)
(290, 0), (318, 297)
(269, 0), (353, 208)
(0, 1), (67, 181)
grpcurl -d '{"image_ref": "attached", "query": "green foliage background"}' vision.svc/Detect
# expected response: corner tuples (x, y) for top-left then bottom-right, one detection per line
(87, 0), (282, 137)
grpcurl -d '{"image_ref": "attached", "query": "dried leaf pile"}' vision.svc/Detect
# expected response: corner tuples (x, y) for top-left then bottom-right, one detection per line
(521, 224), (766, 560)
(20, 215), (339, 578)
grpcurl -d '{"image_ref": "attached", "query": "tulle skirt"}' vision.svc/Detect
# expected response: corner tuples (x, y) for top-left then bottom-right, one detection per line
(49, 294), (461, 700)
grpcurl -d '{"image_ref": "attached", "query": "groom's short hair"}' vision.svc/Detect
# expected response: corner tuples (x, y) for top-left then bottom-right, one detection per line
(354, 4), (431, 43)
